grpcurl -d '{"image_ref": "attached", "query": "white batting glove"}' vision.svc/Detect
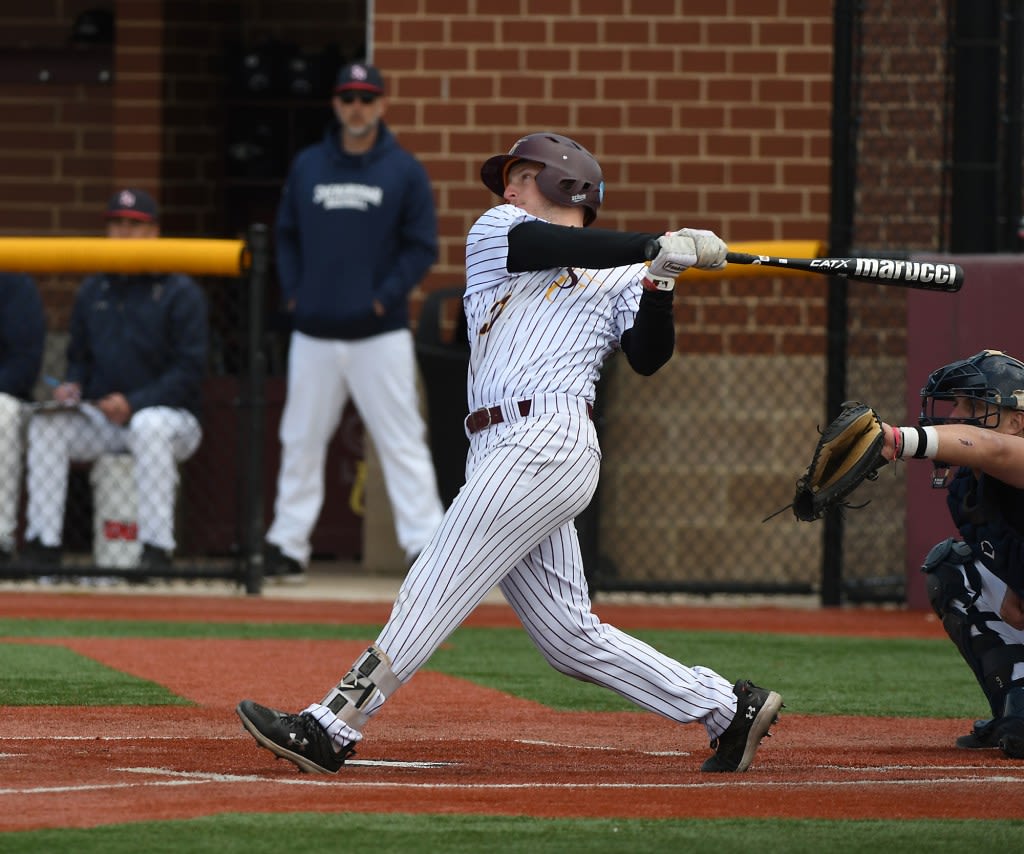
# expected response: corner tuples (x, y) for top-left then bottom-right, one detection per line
(672, 227), (728, 270)
(643, 233), (696, 292)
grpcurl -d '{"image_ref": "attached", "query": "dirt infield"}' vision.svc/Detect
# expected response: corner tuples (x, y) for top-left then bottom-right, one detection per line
(2, 591), (1022, 831)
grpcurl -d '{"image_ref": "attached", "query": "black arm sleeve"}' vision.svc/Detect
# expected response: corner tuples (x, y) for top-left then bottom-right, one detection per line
(619, 290), (675, 376)
(506, 220), (658, 272)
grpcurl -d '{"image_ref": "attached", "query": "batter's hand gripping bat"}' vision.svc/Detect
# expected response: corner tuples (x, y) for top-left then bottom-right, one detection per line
(723, 251), (963, 292)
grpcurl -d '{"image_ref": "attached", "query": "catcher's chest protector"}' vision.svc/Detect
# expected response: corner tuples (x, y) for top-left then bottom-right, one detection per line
(948, 469), (1024, 591)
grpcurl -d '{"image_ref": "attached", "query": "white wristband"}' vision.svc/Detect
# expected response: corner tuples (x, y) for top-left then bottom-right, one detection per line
(897, 426), (939, 459)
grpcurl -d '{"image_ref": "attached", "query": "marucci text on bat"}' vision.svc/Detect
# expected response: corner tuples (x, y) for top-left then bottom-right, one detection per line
(809, 257), (958, 284)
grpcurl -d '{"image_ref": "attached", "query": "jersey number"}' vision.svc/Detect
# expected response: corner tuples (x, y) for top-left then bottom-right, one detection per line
(478, 293), (511, 335)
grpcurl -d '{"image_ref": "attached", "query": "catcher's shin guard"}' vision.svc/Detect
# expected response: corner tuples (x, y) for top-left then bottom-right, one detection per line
(320, 645), (401, 729)
(922, 539), (1006, 717)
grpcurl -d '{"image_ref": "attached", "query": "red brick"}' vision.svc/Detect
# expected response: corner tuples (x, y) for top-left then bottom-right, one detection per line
(733, 50), (780, 74)
(784, 50), (833, 76)
(451, 19), (496, 42)
(680, 50), (728, 74)
(731, 332), (777, 355)
(398, 18), (445, 42)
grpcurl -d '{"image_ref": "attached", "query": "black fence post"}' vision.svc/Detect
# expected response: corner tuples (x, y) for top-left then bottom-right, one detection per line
(243, 224), (268, 595)
(822, 0), (859, 606)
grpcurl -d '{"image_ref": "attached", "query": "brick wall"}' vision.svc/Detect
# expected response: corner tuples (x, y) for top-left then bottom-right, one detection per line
(0, 1), (836, 353)
(373, 0), (836, 356)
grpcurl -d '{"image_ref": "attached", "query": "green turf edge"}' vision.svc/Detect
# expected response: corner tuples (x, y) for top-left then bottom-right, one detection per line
(2, 814), (1022, 854)
(0, 642), (191, 706)
(0, 621), (983, 717)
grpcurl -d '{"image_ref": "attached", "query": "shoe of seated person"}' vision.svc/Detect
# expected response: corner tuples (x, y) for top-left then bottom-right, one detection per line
(21, 539), (62, 569)
(138, 543), (173, 572)
(236, 699), (354, 773)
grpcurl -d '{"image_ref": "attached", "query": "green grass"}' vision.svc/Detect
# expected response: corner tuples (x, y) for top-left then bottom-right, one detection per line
(0, 619), (981, 718)
(0, 617), (379, 640)
(2, 815), (1022, 853)
(0, 643), (190, 705)
(431, 627), (981, 718)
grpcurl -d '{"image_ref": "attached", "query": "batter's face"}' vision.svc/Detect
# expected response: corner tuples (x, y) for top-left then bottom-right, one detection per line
(504, 161), (584, 227)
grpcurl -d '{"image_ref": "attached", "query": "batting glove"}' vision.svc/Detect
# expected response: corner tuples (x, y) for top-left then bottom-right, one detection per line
(672, 227), (728, 270)
(644, 233), (696, 292)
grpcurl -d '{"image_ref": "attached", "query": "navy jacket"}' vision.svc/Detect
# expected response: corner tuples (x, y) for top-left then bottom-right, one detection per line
(274, 120), (438, 340)
(0, 273), (46, 400)
(66, 273), (208, 418)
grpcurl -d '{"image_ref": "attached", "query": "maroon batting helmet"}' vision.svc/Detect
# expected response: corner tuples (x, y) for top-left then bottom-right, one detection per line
(480, 132), (605, 226)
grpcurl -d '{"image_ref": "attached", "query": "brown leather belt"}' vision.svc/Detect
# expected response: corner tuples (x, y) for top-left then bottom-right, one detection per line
(465, 399), (593, 435)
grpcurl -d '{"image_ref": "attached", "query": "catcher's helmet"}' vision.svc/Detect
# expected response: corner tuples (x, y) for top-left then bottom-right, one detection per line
(480, 132), (604, 225)
(920, 349), (1024, 428)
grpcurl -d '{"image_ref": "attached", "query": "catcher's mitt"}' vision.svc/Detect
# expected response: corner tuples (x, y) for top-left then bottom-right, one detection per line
(768, 401), (888, 522)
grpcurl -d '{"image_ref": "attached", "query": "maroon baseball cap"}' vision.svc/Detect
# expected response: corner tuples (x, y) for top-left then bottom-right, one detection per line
(105, 188), (159, 223)
(334, 63), (384, 96)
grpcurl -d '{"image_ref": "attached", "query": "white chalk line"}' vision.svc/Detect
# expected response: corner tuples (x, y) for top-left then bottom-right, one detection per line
(2, 765), (1021, 797)
(517, 739), (691, 757)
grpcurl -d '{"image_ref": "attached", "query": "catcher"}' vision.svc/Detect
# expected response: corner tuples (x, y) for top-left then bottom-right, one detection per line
(791, 350), (1024, 759)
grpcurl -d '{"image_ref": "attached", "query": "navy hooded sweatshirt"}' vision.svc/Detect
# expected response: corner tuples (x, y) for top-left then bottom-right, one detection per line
(274, 120), (438, 340)
(0, 272), (46, 401)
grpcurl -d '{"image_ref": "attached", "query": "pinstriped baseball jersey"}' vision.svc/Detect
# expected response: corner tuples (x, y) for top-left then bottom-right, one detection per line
(464, 204), (647, 411)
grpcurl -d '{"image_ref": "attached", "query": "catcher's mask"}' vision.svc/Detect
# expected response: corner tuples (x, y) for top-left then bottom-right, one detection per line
(480, 132), (605, 226)
(919, 349), (1024, 429)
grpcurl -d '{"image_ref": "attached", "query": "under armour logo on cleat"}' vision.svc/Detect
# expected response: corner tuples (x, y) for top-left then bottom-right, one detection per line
(745, 707), (756, 720)
(287, 731), (309, 749)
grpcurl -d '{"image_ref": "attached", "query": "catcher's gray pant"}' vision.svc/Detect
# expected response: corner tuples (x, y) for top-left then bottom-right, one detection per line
(25, 404), (201, 551)
(347, 400), (739, 740)
(266, 330), (443, 565)
(0, 393), (27, 551)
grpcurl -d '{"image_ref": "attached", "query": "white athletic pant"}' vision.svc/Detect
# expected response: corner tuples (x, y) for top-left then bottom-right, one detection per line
(25, 404), (202, 551)
(957, 560), (1024, 682)
(0, 393), (27, 551)
(359, 399), (739, 740)
(266, 330), (444, 565)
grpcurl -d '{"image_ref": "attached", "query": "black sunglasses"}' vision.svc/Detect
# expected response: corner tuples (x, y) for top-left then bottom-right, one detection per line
(338, 92), (378, 105)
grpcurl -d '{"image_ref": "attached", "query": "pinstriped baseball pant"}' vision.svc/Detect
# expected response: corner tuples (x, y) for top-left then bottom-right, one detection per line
(363, 406), (739, 740)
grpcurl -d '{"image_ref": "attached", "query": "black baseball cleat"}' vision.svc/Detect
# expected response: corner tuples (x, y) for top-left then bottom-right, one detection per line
(701, 679), (783, 772)
(955, 718), (1001, 749)
(236, 699), (355, 774)
(999, 732), (1024, 759)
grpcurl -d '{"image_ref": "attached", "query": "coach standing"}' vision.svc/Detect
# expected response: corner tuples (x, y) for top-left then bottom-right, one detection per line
(263, 62), (444, 582)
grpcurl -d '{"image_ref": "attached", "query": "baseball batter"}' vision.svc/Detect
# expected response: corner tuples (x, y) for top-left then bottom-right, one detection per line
(238, 132), (783, 773)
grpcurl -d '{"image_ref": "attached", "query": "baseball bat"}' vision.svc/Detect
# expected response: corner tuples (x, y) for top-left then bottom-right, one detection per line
(643, 239), (964, 292)
(724, 251), (964, 292)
